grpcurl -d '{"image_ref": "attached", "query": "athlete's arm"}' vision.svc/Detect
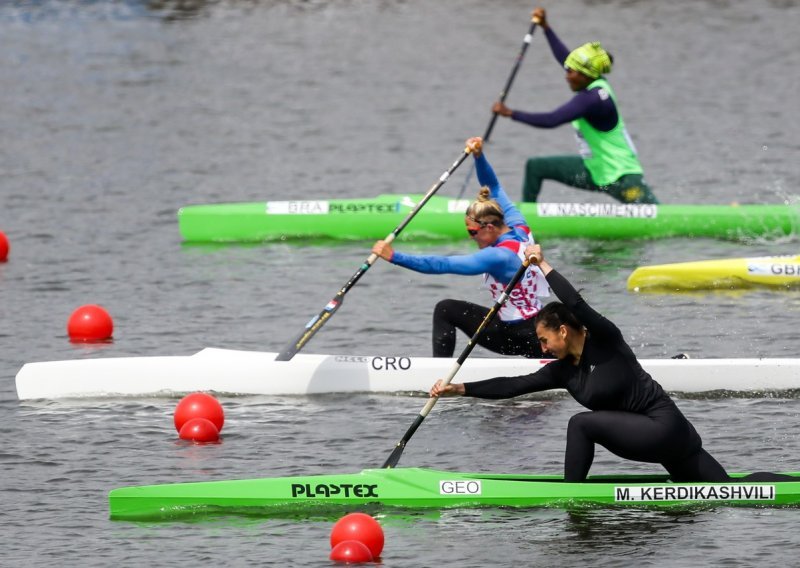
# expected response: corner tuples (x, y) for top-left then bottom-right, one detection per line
(474, 153), (526, 229)
(544, 27), (570, 65)
(391, 245), (520, 281)
(546, 269), (622, 340)
(510, 89), (617, 131)
(463, 364), (561, 399)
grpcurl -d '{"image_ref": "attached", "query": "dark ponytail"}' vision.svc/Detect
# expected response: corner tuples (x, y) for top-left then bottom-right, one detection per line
(534, 302), (583, 332)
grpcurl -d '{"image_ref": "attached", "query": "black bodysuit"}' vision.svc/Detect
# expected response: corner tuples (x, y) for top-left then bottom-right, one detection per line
(464, 269), (731, 482)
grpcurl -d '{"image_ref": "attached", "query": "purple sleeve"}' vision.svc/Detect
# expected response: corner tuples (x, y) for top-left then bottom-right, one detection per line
(510, 91), (595, 128)
(510, 89), (618, 131)
(545, 27), (571, 66)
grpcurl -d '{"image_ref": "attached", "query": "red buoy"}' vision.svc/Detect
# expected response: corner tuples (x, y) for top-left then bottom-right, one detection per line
(0, 231), (9, 262)
(330, 513), (384, 559)
(178, 417), (220, 443)
(173, 392), (225, 433)
(329, 540), (373, 564)
(67, 304), (113, 342)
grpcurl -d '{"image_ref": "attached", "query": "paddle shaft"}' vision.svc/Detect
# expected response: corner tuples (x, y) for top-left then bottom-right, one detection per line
(456, 15), (538, 199)
(275, 150), (472, 362)
(382, 255), (534, 468)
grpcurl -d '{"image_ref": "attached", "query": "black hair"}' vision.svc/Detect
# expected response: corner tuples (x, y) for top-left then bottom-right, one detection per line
(534, 301), (583, 332)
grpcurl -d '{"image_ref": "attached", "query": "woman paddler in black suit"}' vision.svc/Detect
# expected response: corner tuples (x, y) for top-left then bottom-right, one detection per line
(431, 243), (792, 483)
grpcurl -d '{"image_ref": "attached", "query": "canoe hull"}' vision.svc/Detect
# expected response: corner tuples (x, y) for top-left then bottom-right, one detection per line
(16, 348), (800, 400)
(177, 195), (800, 242)
(628, 255), (800, 291)
(108, 467), (800, 520)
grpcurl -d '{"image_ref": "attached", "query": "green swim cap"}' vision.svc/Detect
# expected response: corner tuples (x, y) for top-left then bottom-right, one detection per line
(564, 42), (612, 79)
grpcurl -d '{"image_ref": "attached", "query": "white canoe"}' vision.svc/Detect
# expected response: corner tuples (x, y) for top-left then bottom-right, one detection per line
(14, 347), (800, 400)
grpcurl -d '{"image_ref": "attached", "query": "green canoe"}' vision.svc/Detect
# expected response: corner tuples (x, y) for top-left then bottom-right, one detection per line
(177, 195), (800, 243)
(109, 467), (800, 521)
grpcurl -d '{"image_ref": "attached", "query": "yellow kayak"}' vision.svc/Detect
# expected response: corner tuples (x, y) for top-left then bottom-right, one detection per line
(628, 255), (800, 292)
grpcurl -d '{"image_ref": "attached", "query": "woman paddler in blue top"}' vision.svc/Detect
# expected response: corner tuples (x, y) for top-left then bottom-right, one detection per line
(493, 7), (659, 205)
(371, 136), (550, 359)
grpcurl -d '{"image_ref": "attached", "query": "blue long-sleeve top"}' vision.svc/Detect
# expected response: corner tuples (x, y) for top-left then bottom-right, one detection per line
(389, 153), (530, 284)
(509, 27), (618, 133)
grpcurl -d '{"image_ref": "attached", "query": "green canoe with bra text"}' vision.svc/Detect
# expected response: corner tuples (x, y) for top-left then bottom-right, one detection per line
(177, 195), (800, 243)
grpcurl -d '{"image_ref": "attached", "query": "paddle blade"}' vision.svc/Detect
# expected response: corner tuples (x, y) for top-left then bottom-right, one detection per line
(382, 441), (406, 469)
(275, 297), (344, 361)
(382, 414), (426, 468)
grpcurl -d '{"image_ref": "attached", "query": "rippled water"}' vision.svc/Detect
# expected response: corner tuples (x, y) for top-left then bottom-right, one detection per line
(2, 0), (800, 566)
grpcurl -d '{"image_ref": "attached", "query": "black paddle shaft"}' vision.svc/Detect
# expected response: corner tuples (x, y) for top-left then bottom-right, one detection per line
(382, 256), (534, 468)
(456, 16), (538, 199)
(275, 150), (471, 362)
(484, 18), (539, 142)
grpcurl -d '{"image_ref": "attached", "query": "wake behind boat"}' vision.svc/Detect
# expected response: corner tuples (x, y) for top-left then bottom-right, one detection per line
(177, 195), (800, 243)
(15, 348), (800, 400)
(108, 466), (800, 521)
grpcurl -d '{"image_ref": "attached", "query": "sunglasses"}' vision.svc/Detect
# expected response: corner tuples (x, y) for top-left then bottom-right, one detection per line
(466, 216), (493, 237)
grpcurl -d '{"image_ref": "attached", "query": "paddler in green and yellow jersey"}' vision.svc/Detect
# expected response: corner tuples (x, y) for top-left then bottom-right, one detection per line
(493, 7), (659, 205)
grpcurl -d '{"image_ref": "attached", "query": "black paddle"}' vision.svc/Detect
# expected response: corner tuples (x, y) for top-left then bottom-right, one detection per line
(455, 13), (539, 200)
(275, 149), (473, 362)
(382, 254), (534, 468)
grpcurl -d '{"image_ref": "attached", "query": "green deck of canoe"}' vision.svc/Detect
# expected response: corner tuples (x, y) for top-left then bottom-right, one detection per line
(109, 467), (800, 521)
(177, 195), (800, 243)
